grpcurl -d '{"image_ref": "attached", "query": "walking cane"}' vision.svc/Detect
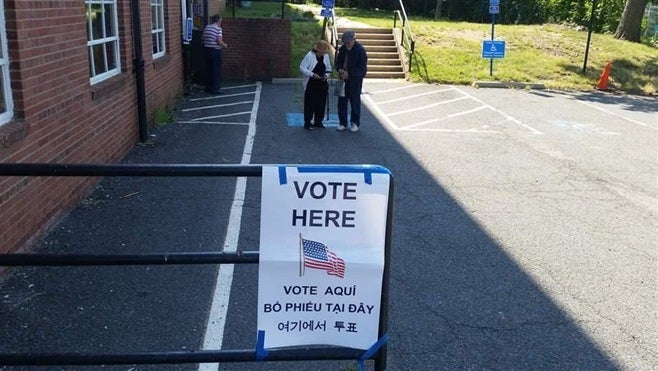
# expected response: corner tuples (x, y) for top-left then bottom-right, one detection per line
(326, 79), (330, 125)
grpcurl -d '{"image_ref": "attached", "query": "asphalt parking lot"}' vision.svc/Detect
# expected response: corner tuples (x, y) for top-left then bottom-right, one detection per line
(1, 80), (656, 370)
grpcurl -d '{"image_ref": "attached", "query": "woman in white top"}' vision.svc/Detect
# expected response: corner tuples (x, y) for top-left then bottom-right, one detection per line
(299, 40), (332, 130)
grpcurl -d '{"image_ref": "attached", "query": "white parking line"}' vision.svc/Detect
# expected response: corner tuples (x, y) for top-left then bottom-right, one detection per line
(190, 111), (253, 122)
(182, 101), (254, 113)
(453, 86), (543, 135)
(363, 94), (399, 131)
(179, 120), (250, 125)
(190, 91), (257, 103)
(403, 106), (490, 130)
(365, 82), (542, 134)
(369, 83), (425, 94)
(198, 82), (261, 371)
(377, 87), (455, 105)
(388, 96), (469, 117)
(574, 99), (656, 129)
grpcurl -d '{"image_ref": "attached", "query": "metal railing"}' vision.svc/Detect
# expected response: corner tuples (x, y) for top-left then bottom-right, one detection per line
(0, 163), (393, 370)
(323, 7), (339, 58)
(393, 0), (416, 73)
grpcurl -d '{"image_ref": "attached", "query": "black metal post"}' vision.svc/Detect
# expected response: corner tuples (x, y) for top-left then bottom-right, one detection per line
(374, 175), (394, 371)
(131, 0), (148, 142)
(583, 0), (598, 74)
(0, 163), (394, 369)
(203, 0), (208, 23)
(490, 13), (495, 77)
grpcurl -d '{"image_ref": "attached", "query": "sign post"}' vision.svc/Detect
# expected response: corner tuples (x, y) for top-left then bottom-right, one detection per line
(488, 0), (500, 76)
(482, 40), (506, 59)
(257, 165), (391, 351)
(321, 0), (334, 18)
(184, 17), (193, 43)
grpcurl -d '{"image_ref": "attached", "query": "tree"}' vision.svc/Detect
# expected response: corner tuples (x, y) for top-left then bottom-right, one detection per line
(434, 0), (443, 19)
(614, 0), (648, 42)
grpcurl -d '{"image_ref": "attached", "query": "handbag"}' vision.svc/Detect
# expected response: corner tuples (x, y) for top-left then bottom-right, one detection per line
(334, 79), (345, 97)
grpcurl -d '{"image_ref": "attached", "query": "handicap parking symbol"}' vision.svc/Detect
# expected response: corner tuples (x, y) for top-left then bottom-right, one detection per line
(482, 40), (506, 59)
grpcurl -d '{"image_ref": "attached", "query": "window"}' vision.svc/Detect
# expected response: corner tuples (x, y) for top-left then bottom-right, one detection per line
(151, 0), (166, 58)
(0, 2), (13, 125)
(86, 0), (121, 84)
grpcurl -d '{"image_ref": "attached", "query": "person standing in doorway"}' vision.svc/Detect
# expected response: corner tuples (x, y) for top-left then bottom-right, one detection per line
(202, 15), (228, 94)
(299, 40), (332, 130)
(335, 30), (367, 132)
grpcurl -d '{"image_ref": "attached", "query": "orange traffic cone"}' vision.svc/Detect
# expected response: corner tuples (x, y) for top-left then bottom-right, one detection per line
(596, 61), (611, 90)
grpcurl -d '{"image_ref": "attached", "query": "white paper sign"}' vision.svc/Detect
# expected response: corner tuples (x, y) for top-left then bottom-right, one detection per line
(257, 165), (391, 350)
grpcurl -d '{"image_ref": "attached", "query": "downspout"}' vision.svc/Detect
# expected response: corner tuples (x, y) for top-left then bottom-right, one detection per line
(131, 0), (149, 142)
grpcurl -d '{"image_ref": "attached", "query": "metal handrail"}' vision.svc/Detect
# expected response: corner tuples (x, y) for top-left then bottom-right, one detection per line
(393, 0), (416, 72)
(0, 163), (393, 370)
(322, 8), (339, 59)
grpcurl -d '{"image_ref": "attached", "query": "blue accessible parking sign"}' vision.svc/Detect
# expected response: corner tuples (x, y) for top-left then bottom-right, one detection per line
(482, 40), (506, 59)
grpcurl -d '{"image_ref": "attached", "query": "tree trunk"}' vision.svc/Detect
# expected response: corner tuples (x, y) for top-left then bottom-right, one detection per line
(614, 0), (648, 42)
(434, 0), (443, 19)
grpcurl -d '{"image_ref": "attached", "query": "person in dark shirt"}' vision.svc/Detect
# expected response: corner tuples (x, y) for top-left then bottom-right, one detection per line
(335, 30), (367, 132)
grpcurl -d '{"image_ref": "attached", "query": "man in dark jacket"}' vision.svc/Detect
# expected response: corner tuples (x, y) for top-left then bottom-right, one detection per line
(335, 30), (367, 132)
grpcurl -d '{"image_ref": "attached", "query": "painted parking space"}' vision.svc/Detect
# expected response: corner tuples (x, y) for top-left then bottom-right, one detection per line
(178, 83), (259, 125)
(363, 81), (542, 134)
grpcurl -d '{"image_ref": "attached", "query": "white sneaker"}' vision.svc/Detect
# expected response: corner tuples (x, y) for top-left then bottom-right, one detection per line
(349, 124), (359, 132)
(336, 124), (347, 131)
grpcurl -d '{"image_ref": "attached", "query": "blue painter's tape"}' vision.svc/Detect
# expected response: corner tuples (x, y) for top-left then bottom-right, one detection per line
(357, 333), (389, 371)
(274, 165), (390, 185)
(278, 165), (288, 185)
(256, 330), (269, 361)
(297, 165), (391, 185)
(286, 112), (340, 127)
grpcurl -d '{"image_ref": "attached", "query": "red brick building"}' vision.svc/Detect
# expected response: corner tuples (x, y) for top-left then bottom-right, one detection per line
(0, 0), (186, 256)
(0, 1), (290, 258)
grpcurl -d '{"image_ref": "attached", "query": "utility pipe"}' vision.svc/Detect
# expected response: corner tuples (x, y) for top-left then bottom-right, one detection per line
(131, 0), (149, 142)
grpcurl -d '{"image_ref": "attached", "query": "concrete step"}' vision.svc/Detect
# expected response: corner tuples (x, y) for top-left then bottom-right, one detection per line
(368, 51), (400, 59)
(368, 65), (404, 73)
(364, 45), (398, 54)
(350, 33), (394, 41)
(358, 39), (395, 49)
(338, 27), (391, 34)
(336, 27), (405, 79)
(366, 71), (406, 79)
(369, 58), (402, 66)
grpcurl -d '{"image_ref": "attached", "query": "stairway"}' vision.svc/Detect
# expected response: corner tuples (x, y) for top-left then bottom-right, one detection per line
(337, 27), (405, 79)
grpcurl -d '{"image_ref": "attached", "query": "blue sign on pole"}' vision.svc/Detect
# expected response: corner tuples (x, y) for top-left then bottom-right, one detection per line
(489, 5), (499, 14)
(322, 0), (335, 8)
(320, 8), (332, 17)
(482, 40), (506, 59)
(185, 17), (193, 42)
(490, 0), (500, 5)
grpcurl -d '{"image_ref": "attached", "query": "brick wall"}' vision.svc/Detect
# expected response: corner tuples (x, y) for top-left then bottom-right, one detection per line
(221, 18), (291, 81)
(0, 0), (184, 256)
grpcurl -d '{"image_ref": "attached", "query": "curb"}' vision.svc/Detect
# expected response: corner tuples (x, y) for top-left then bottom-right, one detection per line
(473, 81), (546, 90)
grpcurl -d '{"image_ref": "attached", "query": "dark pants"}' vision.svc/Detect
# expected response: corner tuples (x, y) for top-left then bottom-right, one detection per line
(338, 78), (363, 126)
(304, 82), (328, 127)
(205, 47), (223, 92)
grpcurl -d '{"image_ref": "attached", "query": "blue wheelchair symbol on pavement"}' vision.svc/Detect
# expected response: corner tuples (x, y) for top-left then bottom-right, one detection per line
(482, 40), (506, 59)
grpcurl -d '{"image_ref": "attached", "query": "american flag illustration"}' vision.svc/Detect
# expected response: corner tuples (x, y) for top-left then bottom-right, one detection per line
(302, 238), (345, 278)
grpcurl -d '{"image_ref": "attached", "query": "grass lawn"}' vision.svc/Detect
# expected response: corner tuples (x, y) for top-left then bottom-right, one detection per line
(228, 3), (657, 95)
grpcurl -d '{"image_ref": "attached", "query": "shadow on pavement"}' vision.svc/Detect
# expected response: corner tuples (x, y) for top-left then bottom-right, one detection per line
(0, 82), (617, 370)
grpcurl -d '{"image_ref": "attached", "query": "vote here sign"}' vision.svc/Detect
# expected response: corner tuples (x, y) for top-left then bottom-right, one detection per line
(257, 165), (391, 350)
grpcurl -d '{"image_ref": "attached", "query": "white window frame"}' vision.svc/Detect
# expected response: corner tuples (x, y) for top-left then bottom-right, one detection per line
(151, 0), (166, 59)
(86, 0), (121, 85)
(0, 2), (14, 125)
